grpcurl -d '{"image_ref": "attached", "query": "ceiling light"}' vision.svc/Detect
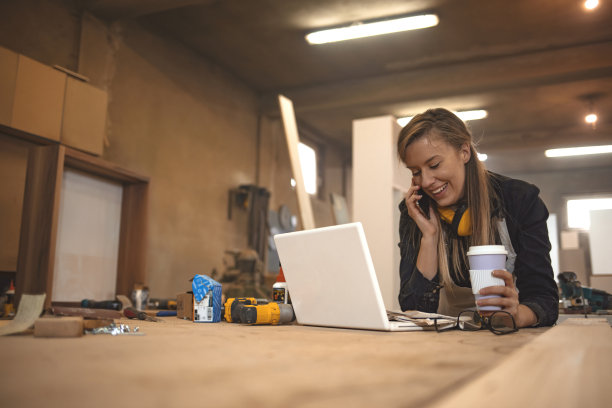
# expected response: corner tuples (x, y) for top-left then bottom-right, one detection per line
(585, 113), (598, 124)
(545, 145), (612, 157)
(457, 110), (488, 121)
(306, 14), (439, 45)
(477, 153), (488, 162)
(396, 109), (488, 127)
(584, 0), (599, 10)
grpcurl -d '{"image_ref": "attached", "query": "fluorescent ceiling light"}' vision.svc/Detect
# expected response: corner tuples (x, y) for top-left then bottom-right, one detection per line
(456, 110), (488, 121)
(545, 145), (612, 157)
(396, 109), (487, 127)
(477, 153), (488, 162)
(306, 14), (439, 45)
(585, 113), (598, 124)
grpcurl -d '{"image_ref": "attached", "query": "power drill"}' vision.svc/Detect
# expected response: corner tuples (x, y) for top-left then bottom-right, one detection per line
(240, 302), (295, 325)
(224, 297), (265, 323)
(558, 272), (612, 313)
(223, 297), (295, 325)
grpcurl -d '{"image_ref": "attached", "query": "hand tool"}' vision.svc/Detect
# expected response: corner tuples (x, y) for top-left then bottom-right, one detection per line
(156, 310), (177, 317)
(239, 302), (295, 325)
(123, 307), (162, 322)
(223, 297), (269, 323)
(149, 298), (177, 310)
(80, 299), (122, 311)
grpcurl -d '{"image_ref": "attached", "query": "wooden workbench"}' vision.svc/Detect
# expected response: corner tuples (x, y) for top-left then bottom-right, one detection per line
(0, 317), (609, 407)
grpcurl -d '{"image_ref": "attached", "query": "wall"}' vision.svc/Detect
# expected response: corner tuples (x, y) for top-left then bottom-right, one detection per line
(0, 0), (349, 299)
(504, 166), (612, 289)
(0, 0), (81, 71)
(504, 167), (612, 229)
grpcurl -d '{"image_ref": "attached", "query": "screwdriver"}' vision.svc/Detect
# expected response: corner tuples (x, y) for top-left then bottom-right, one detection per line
(123, 307), (162, 322)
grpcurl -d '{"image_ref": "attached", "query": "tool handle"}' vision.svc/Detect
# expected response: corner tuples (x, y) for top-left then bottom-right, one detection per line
(81, 299), (122, 311)
(123, 307), (147, 320)
(156, 310), (177, 317)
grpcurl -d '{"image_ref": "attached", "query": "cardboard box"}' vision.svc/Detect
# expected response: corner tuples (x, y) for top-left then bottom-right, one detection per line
(61, 77), (108, 155)
(194, 288), (221, 323)
(11, 54), (66, 141)
(178, 275), (223, 322)
(191, 275), (222, 323)
(176, 292), (193, 320)
(0, 45), (18, 127)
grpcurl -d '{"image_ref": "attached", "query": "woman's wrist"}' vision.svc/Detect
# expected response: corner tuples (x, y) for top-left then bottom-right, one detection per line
(420, 234), (438, 246)
(417, 236), (438, 280)
(516, 304), (538, 328)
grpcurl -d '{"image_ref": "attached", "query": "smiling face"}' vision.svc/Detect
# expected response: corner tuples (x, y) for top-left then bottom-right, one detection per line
(403, 131), (471, 208)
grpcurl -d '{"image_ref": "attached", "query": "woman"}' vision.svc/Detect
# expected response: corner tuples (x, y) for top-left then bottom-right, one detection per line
(397, 108), (558, 327)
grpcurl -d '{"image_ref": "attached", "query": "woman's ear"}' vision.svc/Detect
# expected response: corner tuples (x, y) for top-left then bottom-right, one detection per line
(460, 143), (471, 163)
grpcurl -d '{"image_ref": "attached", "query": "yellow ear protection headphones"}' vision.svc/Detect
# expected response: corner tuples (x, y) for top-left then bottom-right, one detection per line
(437, 203), (472, 237)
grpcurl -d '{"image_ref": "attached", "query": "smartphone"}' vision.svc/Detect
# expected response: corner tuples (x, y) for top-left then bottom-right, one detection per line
(416, 189), (432, 219)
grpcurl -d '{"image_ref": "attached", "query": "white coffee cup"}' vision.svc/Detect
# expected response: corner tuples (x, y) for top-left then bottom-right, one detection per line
(469, 269), (506, 311)
(466, 246), (508, 311)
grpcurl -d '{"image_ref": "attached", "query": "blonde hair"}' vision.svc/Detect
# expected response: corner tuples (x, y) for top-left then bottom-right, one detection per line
(397, 108), (498, 288)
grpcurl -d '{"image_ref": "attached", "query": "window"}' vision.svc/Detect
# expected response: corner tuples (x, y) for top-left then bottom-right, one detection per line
(291, 142), (317, 195)
(566, 196), (612, 229)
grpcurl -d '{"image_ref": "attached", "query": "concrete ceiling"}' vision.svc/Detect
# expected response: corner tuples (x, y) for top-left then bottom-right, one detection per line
(83, 0), (612, 173)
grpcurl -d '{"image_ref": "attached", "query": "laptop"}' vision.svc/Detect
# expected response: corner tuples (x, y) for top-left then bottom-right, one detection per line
(274, 222), (423, 331)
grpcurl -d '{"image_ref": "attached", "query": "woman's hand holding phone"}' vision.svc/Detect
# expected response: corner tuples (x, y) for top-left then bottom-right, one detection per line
(404, 184), (438, 239)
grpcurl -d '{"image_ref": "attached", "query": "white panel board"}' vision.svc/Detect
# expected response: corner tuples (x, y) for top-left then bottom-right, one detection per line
(547, 214), (559, 279)
(52, 169), (123, 301)
(353, 115), (407, 310)
(589, 209), (612, 276)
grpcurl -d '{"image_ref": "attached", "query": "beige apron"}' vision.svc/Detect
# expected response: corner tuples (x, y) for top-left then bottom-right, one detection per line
(437, 284), (475, 317)
(437, 219), (517, 317)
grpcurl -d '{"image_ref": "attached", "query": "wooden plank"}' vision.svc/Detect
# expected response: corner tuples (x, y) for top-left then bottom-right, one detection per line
(15, 145), (65, 309)
(115, 182), (148, 296)
(431, 318), (612, 408)
(278, 94), (315, 230)
(50, 306), (121, 320)
(34, 316), (84, 338)
(0, 123), (58, 146)
(0, 135), (29, 271)
(64, 146), (149, 183)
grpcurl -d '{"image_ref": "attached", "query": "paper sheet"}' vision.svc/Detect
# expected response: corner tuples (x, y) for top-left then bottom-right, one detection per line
(0, 294), (46, 336)
(387, 309), (456, 330)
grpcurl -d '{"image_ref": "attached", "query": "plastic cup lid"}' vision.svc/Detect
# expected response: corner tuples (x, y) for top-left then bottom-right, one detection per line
(466, 245), (507, 256)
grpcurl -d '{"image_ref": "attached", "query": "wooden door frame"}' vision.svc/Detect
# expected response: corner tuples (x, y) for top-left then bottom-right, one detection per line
(10, 130), (149, 309)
